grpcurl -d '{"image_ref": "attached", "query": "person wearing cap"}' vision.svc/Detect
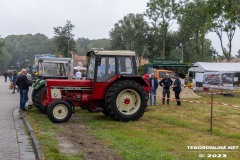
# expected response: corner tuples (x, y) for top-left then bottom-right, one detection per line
(159, 74), (173, 105)
(173, 74), (182, 106)
(149, 73), (158, 106)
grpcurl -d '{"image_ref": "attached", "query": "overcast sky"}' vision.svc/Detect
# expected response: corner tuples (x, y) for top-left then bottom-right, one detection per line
(0, 0), (239, 56)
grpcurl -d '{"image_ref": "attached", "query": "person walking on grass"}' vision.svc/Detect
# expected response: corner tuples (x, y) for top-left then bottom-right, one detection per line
(173, 74), (181, 106)
(16, 69), (29, 111)
(159, 74), (173, 105)
(149, 73), (158, 106)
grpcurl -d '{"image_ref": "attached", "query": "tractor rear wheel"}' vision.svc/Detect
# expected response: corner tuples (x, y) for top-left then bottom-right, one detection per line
(47, 100), (72, 123)
(101, 106), (110, 116)
(106, 80), (148, 121)
(36, 87), (48, 113)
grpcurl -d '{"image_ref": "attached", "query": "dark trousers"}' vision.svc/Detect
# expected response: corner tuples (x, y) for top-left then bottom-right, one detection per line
(175, 91), (181, 105)
(162, 88), (170, 104)
(4, 76), (7, 82)
(20, 89), (29, 109)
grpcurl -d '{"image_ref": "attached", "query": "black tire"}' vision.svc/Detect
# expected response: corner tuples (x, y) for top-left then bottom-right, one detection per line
(31, 89), (39, 108)
(35, 87), (47, 113)
(101, 106), (110, 116)
(47, 100), (73, 123)
(106, 80), (148, 121)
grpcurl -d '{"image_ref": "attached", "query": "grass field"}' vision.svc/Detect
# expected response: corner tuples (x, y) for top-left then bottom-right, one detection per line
(26, 93), (240, 160)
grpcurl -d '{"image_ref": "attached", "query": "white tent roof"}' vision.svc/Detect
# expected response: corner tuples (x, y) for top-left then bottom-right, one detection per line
(189, 62), (240, 72)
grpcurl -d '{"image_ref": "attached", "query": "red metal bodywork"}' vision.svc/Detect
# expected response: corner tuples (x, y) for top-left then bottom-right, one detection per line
(44, 75), (121, 108)
(44, 75), (149, 110)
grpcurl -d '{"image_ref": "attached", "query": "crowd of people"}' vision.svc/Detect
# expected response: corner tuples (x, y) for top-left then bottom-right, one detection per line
(144, 73), (182, 107)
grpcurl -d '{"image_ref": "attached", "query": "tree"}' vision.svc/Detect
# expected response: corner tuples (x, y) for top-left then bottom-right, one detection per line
(178, 0), (210, 61)
(53, 20), (76, 57)
(0, 37), (12, 71)
(4, 34), (54, 68)
(0, 36), (5, 55)
(76, 38), (111, 55)
(208, 0), (239, 61)
(146, 0), (181, 59)
(236, 49), (240, 58)
(110, 13), (149, 65)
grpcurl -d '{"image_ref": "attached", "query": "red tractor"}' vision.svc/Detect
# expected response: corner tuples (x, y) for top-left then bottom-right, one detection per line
(44, 50), (149, 122)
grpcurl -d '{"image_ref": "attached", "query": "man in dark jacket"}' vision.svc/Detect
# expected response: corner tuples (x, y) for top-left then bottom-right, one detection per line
(173, 74), (182, 106)
(149, 73), (158, 106)
(16, 69), (29, 111)
(159, 74), (173, 105)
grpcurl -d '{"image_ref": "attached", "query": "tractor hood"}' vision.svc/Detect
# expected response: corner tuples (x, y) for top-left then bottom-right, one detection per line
(46, 79), (92, 89)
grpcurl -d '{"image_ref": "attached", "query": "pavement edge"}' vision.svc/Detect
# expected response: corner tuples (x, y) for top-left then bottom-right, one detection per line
(20, 111), (42, 160)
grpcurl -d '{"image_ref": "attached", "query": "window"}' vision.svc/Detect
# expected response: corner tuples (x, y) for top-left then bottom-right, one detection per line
(168, 72), (175, 79)
(159, 72), (166, 78)
(40, 62), (67, 76)
(97, 57), (116, 82)
(87, 57), (95, 80)
(118, 57), (133, 74)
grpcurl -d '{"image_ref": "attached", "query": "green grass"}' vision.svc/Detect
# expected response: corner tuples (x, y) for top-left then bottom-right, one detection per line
(26, 93), (240, 160)
(80, 93), (240, 160)
(25, 109), (83, 160)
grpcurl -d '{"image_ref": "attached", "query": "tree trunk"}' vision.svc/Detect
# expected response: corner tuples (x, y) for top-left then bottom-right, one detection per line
(161, 31), (167, 59)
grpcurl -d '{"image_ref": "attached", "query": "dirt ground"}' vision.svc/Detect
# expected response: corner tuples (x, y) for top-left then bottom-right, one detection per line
(55, 114), (122, 160)
(157, 87), (201, 99)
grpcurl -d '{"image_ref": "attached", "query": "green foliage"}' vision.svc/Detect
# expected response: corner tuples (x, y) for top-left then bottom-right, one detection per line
(76, 38), (111, 55)
(207, 0), (239, 61)
(177, 0), (211, 61)
(110, 13), (149, 64)
(146, 0), (182, 59)
(137, 65), (145, 76)
(53, 20), (77, 57)
(4, 34), (54, 69)
(0, 38), (12, 71)
(236, 49), (240, 58)
(0, 38), (5, 55)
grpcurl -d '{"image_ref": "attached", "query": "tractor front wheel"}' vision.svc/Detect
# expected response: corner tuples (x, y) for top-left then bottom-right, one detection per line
(106, 80), (148, 121)
(47, 100), (73, 123)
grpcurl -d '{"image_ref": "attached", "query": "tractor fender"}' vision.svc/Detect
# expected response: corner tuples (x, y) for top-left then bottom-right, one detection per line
(117, 75), (149, 87)
(34, 80), (46, 90)
(32, 79), (41, 88)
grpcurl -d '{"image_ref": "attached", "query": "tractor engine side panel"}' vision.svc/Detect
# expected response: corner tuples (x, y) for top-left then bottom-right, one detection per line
(45, 79), (93, 106)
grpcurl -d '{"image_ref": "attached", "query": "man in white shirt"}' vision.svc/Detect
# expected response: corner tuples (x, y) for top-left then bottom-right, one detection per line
(75, 70), (82, 79)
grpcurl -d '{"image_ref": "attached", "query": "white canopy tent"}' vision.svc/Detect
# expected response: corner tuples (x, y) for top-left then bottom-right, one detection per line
(189, 62), (240, 72)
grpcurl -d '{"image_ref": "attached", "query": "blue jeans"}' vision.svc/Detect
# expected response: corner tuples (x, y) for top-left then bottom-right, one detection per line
(20, 89), (29, 109)
(150, 87), (157, 105)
